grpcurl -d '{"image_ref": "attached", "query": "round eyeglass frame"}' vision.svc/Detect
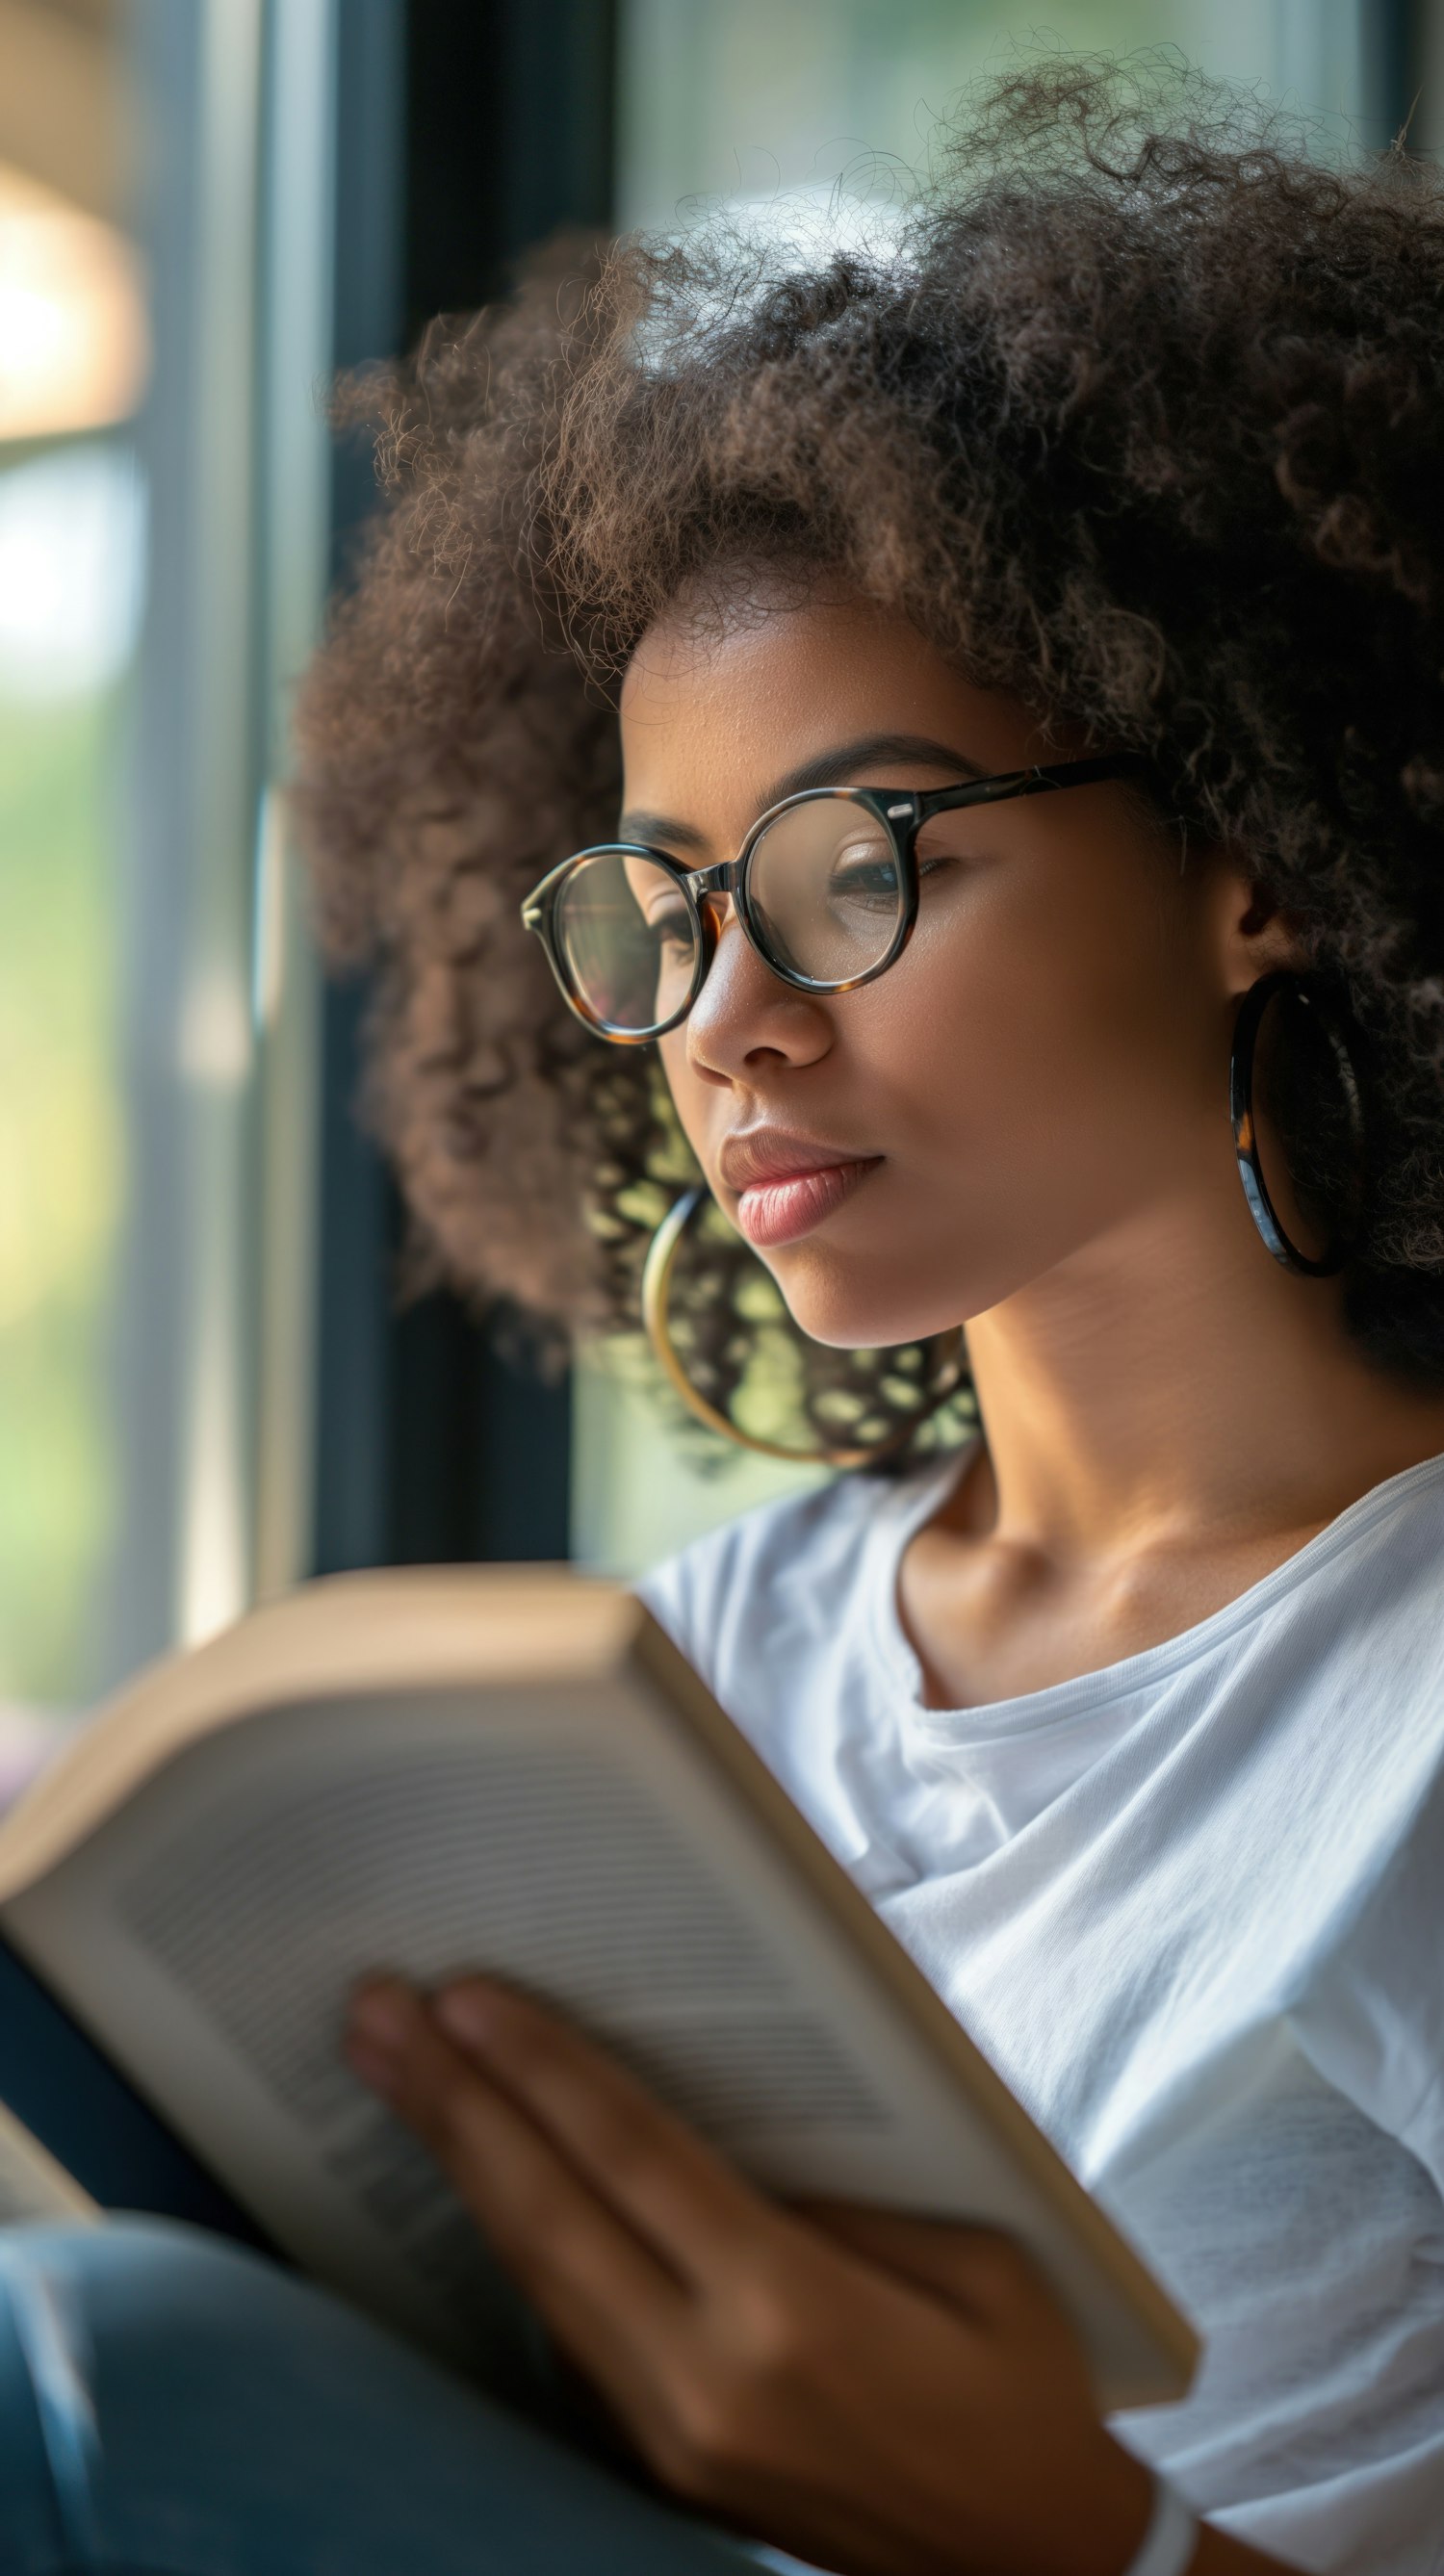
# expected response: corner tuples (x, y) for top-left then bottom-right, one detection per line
(520, 753), (1149, 1043)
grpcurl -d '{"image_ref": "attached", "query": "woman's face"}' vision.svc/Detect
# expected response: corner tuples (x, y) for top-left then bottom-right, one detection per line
(618, 586), (1257, 1352)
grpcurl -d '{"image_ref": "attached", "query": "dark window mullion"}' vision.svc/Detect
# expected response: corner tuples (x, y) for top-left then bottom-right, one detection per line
(313, 0), (615, 1577)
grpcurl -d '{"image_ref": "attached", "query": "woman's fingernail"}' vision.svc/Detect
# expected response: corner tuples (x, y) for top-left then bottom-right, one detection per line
(434, 1984), (502, 2052)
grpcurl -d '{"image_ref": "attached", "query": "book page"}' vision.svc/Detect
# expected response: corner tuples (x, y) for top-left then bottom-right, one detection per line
(0, 2100), (98, 2227)
(3, 1676), (1179, 2405)
(0, 1570), (636, 1906)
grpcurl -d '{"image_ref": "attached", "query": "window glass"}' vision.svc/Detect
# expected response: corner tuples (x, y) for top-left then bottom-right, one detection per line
(1, 0), (334, 1761)
(616, 0), (1382, 234)
(575, 0), (1391, 1580)
(0, 8), (146, 1742)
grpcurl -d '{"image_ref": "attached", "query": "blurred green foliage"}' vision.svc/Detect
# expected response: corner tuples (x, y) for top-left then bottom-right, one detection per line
(0, 688), (123, 1706)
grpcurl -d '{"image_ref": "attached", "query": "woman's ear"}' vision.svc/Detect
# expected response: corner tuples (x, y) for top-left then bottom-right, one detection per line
(1208, 858), (1305, 997)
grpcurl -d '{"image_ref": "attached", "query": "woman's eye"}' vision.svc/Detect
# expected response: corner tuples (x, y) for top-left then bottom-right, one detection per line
(645, 906), (692, 948)
(829, 851), (901, 906)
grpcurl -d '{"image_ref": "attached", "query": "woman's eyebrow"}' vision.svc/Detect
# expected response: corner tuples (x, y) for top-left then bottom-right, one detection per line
(614, 809), (710, 855)
(760, 733), (990, 804)
(616, 734), (988, 854)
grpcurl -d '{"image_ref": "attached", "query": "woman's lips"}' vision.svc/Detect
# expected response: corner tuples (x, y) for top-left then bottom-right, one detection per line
(734, 1158), (882, 1249)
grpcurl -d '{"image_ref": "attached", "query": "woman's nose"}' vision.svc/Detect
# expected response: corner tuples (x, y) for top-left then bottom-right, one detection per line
(684, 897), (831, 1076)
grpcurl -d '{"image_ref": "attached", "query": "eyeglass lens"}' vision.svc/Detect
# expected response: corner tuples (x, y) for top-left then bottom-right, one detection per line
(554, 850), (697, 1034)
(554, 797), (911, 1034)
(747, 798), (904, 985)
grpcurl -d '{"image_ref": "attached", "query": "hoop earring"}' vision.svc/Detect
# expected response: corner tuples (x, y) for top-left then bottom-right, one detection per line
(1229, 970), (1367, 1277)
(641, 1184), (967, 1468)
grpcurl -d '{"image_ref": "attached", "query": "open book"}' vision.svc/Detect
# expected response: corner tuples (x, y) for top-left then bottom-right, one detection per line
(0, 2099), (98, 2226)
(0, 1569), (1197, 2409)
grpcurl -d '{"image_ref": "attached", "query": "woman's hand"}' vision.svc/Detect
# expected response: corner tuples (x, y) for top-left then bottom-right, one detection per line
(345, 1972), (1154, 2576)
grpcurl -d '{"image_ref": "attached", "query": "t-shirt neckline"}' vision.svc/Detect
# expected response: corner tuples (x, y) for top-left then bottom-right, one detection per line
(867, 1437), (1444, 1741)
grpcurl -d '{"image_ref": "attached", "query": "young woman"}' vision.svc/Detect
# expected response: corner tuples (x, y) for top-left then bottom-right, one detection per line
(4, 66), (1442, 2576)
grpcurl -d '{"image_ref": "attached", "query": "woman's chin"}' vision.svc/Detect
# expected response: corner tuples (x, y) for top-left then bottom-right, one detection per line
(774, 1281), (970, 1353)
(765, 1236), (1023, 1349)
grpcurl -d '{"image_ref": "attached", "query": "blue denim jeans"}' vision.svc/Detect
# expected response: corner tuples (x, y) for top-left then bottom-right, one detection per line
(0, 2219), (781, 2574)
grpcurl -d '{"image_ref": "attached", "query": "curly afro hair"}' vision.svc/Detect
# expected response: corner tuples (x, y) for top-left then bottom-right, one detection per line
(292, 60), (1444, 1463)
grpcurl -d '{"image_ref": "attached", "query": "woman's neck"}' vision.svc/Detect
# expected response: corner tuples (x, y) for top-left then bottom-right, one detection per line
(960, 1196), (1444, 1562)
(904, 1182), (1444, 1712)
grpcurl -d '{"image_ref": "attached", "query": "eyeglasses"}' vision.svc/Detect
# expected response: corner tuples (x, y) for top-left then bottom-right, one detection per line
(520, 753), (1147, 1044)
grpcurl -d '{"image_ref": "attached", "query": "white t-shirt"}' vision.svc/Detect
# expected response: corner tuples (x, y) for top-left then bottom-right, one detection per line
(637, 1445), (1444, 2576)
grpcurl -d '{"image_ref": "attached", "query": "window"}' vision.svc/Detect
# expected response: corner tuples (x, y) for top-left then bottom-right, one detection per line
(0, 3), (146, 1739)
(1, 0), (335, 1741)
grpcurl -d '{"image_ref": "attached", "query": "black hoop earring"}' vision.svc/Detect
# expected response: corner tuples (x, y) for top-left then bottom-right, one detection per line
(641, 1184), (967, 1468)
(1229, 971), (1368, 1277)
